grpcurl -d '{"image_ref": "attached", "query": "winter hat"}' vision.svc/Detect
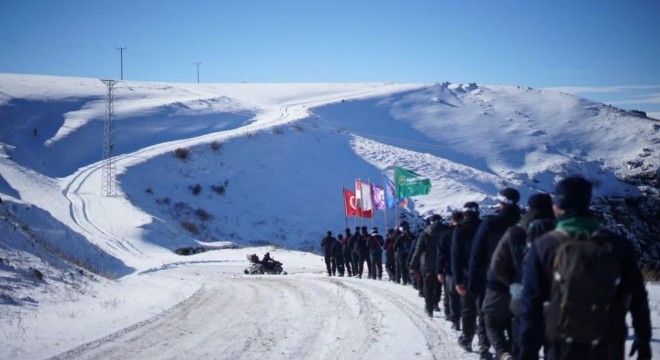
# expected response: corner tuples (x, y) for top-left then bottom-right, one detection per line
(327, 230), (332, 236)
(463, 201), (480, 213)
(498, 188), (520, 205)
(371, 227), (378, 234)
(527, 193), (553, 214)
(430, 214), (442, 223)
(553, 176), (592, 213)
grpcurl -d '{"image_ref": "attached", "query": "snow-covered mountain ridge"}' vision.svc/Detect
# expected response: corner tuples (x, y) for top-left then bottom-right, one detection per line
(0, 73), (658, 283)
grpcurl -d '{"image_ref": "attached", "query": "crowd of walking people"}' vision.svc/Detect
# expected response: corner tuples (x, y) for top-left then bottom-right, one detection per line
(320, 175), (652, 360)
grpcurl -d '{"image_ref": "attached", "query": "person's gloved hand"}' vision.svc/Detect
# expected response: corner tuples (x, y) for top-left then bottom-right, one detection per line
(629, 339), (652, 360)
(509, 282), (523, 299)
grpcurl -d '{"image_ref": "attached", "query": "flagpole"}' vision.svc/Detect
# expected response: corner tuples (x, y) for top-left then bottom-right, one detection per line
(393, 165), (399, 227)
(368, 179), (374, 228)
(342, 186), (348, 229)
(381, 172), (389, 231)
(357, 177), (364, 228)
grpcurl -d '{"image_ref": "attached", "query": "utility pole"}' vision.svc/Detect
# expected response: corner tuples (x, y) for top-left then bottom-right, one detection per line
(194, 62), (202, 83)
(100, 79), (119, 197)
(116, 46), (127, 80)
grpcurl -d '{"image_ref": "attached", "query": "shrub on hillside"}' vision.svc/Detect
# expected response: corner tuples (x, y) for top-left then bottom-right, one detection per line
(210, 141), (223, 152)
(174, 147), (190, 160)
(195, 208), (213, 221)
(181, 221), (199, 234)
(189, 184), (202, 196)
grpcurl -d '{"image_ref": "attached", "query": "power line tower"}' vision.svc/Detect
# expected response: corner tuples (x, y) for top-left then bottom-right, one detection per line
(100, 79), (119, 197)
(194, 61), (201, 83)
(116, 47), (127, 80)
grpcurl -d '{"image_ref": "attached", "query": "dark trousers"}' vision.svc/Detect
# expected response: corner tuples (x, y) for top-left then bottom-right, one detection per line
(358, 252), (371, 278)
(475, 289), (490, 352)
(395, 252), (409, 284)
(434, 276), (442, 309)
(324, 255), (334, 275)
(385, 251), (395, 280)
(483, 288), (512, 358)
(370, 252), (383, 279)
(335, 257), (345, 276)
(445, 275), (461, 323)
(460, 290), (478, 341)
(351, 252), (359, 276)
(546, 338), (625, 360)
(423, 273), (439, 313)
(343, 253), (353, 276)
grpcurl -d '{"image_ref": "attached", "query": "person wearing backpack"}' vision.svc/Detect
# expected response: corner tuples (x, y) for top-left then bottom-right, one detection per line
(468, 188), (522, 360)
(518, 176), (652, 360)
(490, 192), (556, 359)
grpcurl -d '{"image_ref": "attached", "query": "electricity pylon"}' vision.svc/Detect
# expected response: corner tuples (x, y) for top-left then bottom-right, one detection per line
(101, 79), (119, 197)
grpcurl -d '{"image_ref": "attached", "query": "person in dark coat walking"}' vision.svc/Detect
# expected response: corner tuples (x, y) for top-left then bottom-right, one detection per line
(394, 222), (414, 285)
(411, 214), (444, 317)
(518, 176), (652, 360)
(451, 202), (482, 353)
(356, 226), (372, 278)
(342, 228), (354, 277)
(321, 231), (337, 276)
(384, 228), (397, 281)
(367, 227), (384, 279)
(349, 226), (361, 277)
(438, 211), (464, 330)
(334, 234), (345, 277)
(490, 192), (555, 359)
(468, 188), (521, 360)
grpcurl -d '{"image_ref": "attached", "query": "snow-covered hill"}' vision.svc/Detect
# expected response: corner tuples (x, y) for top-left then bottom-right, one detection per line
(0, 73), (658, 359)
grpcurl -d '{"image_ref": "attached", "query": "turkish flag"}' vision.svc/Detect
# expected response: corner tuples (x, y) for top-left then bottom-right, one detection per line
(344, 188), (360, 217)
(344, 188), (373, 218)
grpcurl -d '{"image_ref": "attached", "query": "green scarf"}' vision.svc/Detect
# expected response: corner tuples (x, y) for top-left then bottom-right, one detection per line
(555, 216), (600, 238)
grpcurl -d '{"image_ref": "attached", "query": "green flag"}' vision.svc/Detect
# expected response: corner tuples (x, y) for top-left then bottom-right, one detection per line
(394, 166), (432, 198)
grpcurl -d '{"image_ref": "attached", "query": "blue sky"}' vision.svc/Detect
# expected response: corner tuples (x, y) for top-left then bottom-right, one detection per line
(1, 0), (659, 116)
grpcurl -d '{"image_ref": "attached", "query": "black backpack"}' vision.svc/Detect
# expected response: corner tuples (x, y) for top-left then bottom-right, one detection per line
(544, 229), (621, 344)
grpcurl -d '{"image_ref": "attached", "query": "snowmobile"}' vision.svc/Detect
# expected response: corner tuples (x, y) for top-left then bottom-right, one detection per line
(243, 253), (286, 275)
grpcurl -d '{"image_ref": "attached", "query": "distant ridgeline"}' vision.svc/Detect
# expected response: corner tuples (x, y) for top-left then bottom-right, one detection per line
(594, 168), (660, 279)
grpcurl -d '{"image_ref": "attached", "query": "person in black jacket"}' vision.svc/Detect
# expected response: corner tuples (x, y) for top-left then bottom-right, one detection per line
(349, 226), (361, 277)
(367, 227), (384, 280)
(384, 228), (397, 281)
(438, 211), (464, 330)
(356, 226), (371, 279)
(321, 231), (337, 276)
(518, 176), (652, 360)
(342, 228), (354, 277)
(490, 193), (555, 359)
(468, 188), (521, 360)
(334, 234), (345, 277)
(394, 221), (414, 285)
(411, 214), (444, 317)
(451, 202), (482, 353)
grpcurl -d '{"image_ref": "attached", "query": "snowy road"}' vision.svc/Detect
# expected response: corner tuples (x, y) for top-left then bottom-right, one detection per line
(48, 269), (474, 360)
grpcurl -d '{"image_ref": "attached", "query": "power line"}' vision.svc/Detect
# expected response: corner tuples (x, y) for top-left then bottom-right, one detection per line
(116, 46), (127, 80)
